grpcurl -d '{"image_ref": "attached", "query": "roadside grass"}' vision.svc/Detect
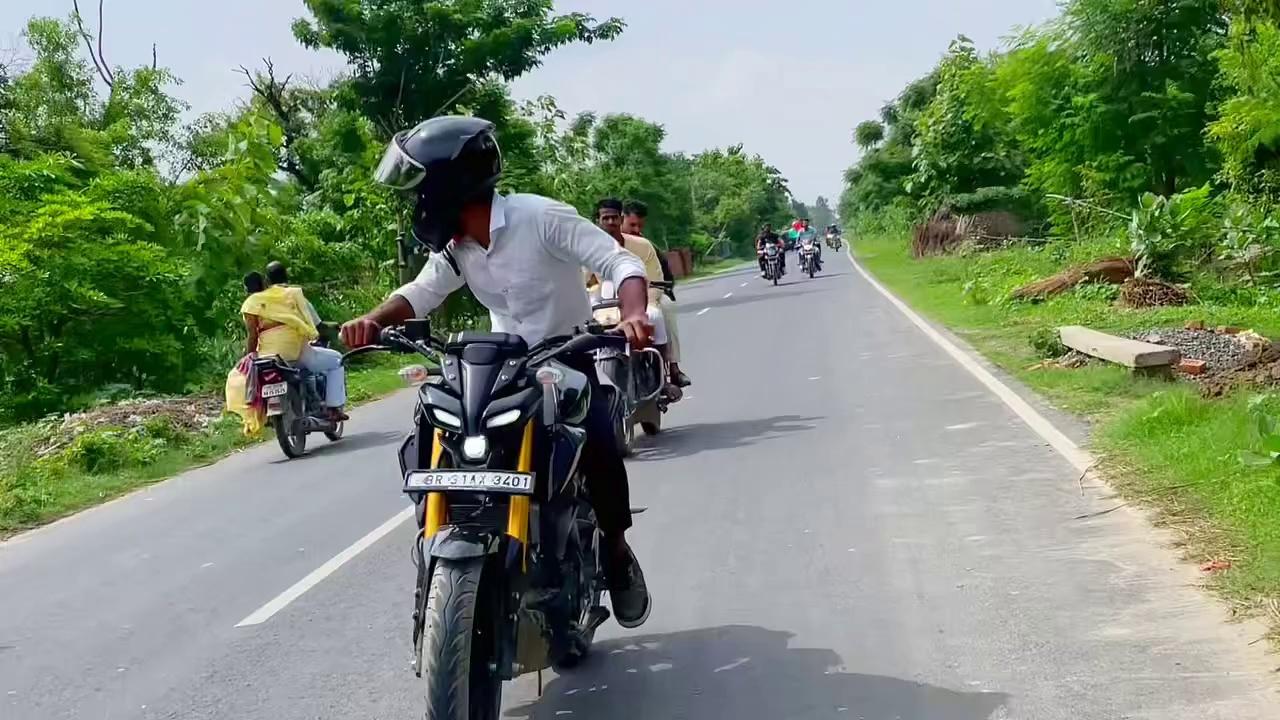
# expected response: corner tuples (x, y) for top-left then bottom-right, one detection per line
(0, 355), (409, 537)
(856, 232), (1280, 629)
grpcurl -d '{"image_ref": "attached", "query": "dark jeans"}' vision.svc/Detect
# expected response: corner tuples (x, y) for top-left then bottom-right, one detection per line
(564, 353), (633, 537)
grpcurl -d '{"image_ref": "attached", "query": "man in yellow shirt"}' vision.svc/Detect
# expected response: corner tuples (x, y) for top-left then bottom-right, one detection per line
(593, 199), (688, 385)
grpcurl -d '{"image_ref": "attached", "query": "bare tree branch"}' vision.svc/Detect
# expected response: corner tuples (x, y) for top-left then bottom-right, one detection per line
(151, 43), (157, 71)
(238, 58), (316, 190)
(96, 0), (114, 85)
(71, 0), (112, 88)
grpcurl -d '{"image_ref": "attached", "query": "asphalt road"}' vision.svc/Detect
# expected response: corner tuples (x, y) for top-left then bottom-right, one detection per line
(3, 250), (1277, 719)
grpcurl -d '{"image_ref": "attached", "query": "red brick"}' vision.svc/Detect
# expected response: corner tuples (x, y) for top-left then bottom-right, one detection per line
(1178, 358), (1207, 375)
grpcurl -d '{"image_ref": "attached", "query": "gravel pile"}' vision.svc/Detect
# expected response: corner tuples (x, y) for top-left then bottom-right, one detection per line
(1131, 329), (1250, 372)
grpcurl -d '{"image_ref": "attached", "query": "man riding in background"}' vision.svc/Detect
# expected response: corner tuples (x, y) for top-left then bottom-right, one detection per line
(799, 217), (823, 271)
(591, 198), (688, 388)
(757, 223), (785, 276)
(340, 116), (652, 628)
(620, 199), (690, 388)
(265, 261), (348, 421)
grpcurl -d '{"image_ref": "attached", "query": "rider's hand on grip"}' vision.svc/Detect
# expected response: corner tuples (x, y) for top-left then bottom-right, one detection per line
(340, 316), (382, 348)
(616, 315), (654, 350)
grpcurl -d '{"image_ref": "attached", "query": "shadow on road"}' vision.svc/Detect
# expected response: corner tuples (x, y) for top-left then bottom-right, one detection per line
(505, 625), (1010, 720)
(629, 415), (821, 462)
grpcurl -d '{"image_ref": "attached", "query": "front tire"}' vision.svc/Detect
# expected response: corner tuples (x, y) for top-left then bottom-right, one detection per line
(422, 558), (501, 720)
(641, 416), (661, 436)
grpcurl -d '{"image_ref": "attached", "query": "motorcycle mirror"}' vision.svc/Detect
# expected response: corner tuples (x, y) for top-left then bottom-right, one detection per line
(403, 318), (430, 342)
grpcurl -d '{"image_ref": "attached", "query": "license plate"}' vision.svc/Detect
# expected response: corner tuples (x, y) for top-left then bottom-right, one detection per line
(404, 470), (534, 494)
(261, 382), (288, 398)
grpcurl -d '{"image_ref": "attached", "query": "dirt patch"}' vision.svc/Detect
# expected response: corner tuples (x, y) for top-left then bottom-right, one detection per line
(1201, 346), (1280, 397)
(34, 396), (225, 456)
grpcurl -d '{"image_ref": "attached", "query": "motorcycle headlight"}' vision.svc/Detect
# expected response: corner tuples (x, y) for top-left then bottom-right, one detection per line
(461, 435), (488, 460)
(485, 408), (523, 429)
(430, 408), (462, 430)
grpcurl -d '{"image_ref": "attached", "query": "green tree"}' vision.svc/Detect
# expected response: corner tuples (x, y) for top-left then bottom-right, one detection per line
(908, 36), (1022, 208)
(853, 120), (885, 150)
(292, 0), (623, 134)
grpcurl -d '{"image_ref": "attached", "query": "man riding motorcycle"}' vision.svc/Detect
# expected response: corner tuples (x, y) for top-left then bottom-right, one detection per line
(340, 116), (652, 627)
(757, 223), (786, 276)
(798, 218), (823, 272)
(620, 200), (690, 388)
(594, 198), (689, 388)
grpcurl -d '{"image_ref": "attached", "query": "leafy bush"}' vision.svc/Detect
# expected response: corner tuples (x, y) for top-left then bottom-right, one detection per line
(1128, 185), (1222, 279)
(64, 429), (161, 473)
(1028, 326), (1067, 358)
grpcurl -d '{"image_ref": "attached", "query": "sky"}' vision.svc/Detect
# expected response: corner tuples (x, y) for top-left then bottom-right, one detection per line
(2, 0), (1061, 203)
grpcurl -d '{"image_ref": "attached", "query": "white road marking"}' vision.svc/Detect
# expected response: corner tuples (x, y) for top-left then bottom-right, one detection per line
(848, 249), (1093, 473)
(713, 657), (750, 673)
(945, 422), (980, 431)
(200, 562), (214, 569)
(696, 308), (710, 316)
(808, 376), (821, 381)
(235, 505), (414, 627)
(739, 282), (748, 287)
(722, 292), (733, 299)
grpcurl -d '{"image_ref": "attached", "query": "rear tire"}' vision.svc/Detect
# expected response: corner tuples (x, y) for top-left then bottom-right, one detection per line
(422, 558), (501, 720)
(273, 408), (307, 459)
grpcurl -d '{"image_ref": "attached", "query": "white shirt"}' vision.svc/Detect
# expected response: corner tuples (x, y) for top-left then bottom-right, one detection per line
(393, 193), (647, 345)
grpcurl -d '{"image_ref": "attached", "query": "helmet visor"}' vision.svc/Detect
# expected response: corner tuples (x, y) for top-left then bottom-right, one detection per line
(373, 137), (427, 190)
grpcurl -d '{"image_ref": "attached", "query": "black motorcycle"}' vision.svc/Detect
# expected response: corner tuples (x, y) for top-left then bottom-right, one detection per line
(760, 243), (783, 285)
(353, 319), (632, 719)
(255, 333), (346, 459)
(590, 282), (679, 454)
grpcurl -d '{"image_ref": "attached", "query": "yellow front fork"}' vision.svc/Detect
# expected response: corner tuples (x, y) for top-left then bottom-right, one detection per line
(422, 424), (534, 546)
(506, 422), (534, 545)
(423, 431), (446, 537)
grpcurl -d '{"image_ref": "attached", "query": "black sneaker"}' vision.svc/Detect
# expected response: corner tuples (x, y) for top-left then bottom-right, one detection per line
(671, 370), (692, 388)
(607, 548), (651, 629)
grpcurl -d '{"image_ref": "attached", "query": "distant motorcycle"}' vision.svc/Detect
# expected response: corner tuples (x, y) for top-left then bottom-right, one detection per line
(760, 244), (783, 285)
(256, 326), (348, 458)
(798, 235), (820, 278)
(591, 282), (679, 454)
(826, 231), (842, 251)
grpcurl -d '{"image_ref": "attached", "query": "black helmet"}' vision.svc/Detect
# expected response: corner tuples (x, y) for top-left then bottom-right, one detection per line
(374, 116), (502, 252)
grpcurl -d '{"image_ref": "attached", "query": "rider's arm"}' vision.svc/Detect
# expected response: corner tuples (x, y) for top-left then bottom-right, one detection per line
(342, 251), (464, 347)
(391, 250), (467, 318)
(540, 201), (646, 290)
(539, 200), (651, 345)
